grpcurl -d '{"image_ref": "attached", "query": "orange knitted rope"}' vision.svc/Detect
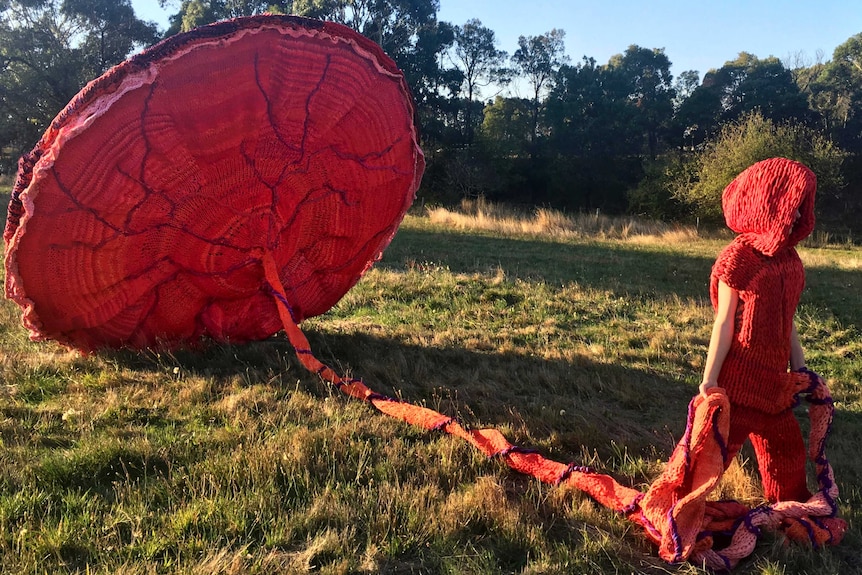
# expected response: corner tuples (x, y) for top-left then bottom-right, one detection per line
(262, 254), (843, 568)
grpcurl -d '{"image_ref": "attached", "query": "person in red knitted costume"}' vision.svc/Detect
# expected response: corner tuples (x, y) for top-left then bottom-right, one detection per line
(699, 157), (817, 503)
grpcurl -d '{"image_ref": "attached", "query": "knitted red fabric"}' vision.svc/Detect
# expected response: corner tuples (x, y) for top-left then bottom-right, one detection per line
(721, 157), (816, 256)
(710, 158), (816, 414)
(266, 256), (846, 569)
(727, 404), (811, 503)
(3, 16), (424, 352)
(710, 243), (810, 413)
(709, 158), (817, 504)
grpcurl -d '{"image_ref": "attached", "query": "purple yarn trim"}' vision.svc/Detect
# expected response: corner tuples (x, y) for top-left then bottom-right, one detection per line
(638, 509), (662, 542)
(790, 367), (820, 408)
(711, 407), (729, 464)
(268, 286), (300, 323)
(661, 396), (706, 562)
(820, 483), (839, 518)
(620, 492), (644, 515)
(801, 369), (839, 518)
(795, 517), (820, 550)
(814, 423), (839, 517)
(680, 397), (697, 469)
(811, 517), (835, 546)
(739, 505), (771, 537)
(556, 462), (594, 485)
(666, 508), (685, 563)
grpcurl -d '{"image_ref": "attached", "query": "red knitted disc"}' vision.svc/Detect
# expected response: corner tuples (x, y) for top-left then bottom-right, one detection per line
(4, 15), (424, 352)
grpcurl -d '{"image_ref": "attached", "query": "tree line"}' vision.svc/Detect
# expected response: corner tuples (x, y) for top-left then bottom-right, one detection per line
(2, 0), (861, 230)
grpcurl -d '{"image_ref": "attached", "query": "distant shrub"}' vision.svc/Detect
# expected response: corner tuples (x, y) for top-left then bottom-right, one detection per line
(672, 111), (846, 221)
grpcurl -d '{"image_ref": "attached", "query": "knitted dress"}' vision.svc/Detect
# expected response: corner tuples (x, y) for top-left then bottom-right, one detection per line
(709, 158), (817, 503)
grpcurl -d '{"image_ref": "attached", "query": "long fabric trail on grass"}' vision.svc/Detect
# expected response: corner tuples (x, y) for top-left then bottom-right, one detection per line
(263, 253), (845, 569)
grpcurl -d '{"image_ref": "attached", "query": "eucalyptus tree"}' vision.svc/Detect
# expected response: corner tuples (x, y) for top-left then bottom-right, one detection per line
(479, 95), (532, 158)
(293, 0), (440, 65)
(62, 0), (160, 75)
(510, 28), (567, 149)
(543, 57), (646, 210)
(0, 0), (158, 171)
(166, 0), (291, 33)
(607, 45), (674, 159)
(292, 0), (454, 145)
(545, 57), (639, 158)
(674, 53), (811, 151)
(806, 33), (862, 152)
(704, 53), (809, 124)
(449, 18), (508, 144)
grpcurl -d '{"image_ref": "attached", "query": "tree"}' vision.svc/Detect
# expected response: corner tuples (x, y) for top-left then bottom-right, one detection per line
(673, 70), (699, 110)
(805, 33), (862, 153)
(166, 0), (290, 33)
(707, 53), (810, 124)
(511, 28), (567, 148)
(290, 0), (454, 144)
(0, 0), (158, 171)
(478, 95), (532, 158)
(292, 0), (439, 67)
(545, 56), (639, 158)
(62, 0), (160, 75)
(669, 70), (708, 151)
(607, 45), (674, 159)
(449, 18), (507, 144)
(673, 53), (812, 152)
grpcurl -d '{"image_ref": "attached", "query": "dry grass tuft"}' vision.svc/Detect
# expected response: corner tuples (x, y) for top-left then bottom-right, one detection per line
(427, 198), (698, 243)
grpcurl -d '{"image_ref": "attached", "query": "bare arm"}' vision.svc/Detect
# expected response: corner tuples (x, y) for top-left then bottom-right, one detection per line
(700, 280), (739, 397)
(790, 320), (806, 371)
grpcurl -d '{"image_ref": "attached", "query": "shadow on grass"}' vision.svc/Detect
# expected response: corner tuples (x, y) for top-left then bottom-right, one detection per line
(108, 327), (699, 479)
(103, 326), (862, 569)
(307, 329), (700, 466)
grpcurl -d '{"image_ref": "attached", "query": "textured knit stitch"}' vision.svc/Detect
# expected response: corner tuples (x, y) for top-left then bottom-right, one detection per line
(721, 157), (816, 256)
(727, 404), (811, 502)
(710, 242), (809, 413)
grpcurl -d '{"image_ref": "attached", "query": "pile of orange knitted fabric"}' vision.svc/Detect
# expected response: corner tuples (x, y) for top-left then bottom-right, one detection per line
(266, 252), (845, 569)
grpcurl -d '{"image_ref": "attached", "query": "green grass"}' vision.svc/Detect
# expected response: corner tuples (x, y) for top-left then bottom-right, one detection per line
(1, 206), (860, 574)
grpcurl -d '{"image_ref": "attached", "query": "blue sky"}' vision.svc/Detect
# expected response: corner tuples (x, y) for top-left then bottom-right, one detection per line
(131, 0), (860, 86)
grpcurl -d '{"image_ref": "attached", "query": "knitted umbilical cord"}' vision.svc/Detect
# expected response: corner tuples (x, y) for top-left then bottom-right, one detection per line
(263, 253), (845, 570)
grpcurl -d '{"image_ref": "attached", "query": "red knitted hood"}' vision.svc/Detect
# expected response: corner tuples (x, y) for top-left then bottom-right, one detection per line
(721, 158), (816, 256)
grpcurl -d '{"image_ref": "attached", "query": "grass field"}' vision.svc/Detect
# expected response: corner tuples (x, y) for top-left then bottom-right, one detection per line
(1, 198), (860, 574)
